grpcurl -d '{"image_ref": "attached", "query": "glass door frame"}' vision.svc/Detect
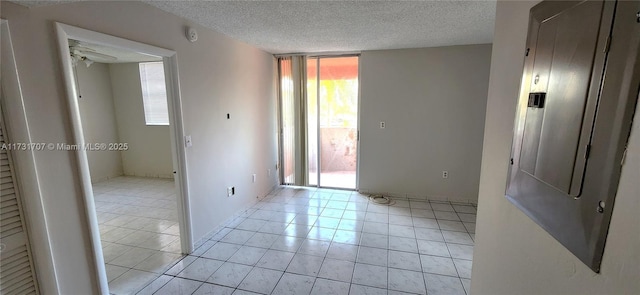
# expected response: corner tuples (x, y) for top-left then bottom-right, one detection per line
(306, 54), (360, 190)
(277, 54), (361, 190)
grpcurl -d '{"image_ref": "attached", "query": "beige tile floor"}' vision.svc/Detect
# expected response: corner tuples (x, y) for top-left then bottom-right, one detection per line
(135, 186), (476, 295)
(92, 176), (183, 295)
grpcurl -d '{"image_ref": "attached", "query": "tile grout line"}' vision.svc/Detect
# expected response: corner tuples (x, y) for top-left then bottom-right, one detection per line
(141, 186), (476, 295)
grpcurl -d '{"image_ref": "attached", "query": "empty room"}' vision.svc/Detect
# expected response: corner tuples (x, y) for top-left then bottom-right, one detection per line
(72, 39), (186, 291)
(0, 1), (638, 295)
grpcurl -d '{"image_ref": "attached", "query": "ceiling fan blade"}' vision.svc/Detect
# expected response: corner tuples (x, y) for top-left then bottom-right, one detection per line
(79, 50), (118, 61)
(72, 45), (97, 52)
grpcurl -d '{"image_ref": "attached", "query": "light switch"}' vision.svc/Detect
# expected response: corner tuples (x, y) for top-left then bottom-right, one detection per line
(185, 135), (192, 148)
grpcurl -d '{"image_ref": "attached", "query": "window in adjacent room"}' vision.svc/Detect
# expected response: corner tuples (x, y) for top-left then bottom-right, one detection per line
(139, 61), (169, 125)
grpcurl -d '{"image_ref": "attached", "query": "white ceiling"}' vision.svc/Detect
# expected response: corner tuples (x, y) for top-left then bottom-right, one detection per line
(16, 0), (497, 54)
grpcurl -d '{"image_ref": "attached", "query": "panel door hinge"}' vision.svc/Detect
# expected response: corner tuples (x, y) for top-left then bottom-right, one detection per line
(585, 144), (592, 160)
(603, 36), (611, 53)
(525, 48), (530, 56)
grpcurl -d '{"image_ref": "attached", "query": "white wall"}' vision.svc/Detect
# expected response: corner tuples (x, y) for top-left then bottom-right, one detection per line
(1, 2), (278, 294)
(471, 1), (640, 294)
(77, 61), (176, 179)
(75, 62), (124, 182)
(109, 63), (173, 178)
(359, 45), (491, 202)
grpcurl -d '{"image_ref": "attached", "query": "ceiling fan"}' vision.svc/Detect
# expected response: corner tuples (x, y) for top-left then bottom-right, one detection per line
(69, 39), (117, 67)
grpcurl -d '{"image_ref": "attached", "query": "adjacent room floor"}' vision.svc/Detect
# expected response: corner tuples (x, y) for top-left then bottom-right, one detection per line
(135, 186), (475, 295)
(92, 177), (183, 295)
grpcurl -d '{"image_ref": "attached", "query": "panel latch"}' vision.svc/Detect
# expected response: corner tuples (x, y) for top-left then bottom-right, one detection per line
(527, 92), (546, 108)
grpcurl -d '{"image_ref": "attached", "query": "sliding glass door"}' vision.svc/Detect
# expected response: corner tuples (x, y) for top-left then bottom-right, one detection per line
(308, 56), (359, 189)
(278, 55), (359, 189)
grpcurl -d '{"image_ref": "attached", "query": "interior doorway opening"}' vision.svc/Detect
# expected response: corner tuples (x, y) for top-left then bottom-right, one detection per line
(71, 40), (184, 294)
(55, 23), (191, 295)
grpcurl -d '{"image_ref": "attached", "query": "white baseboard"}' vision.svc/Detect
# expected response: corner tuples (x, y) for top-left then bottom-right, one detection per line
(358, 188), (478, 206)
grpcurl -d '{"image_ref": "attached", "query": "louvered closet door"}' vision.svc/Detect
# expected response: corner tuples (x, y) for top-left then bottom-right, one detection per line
(0, 99), (39, 294)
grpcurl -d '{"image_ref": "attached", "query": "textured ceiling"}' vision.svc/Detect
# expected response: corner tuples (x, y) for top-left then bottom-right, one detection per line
(14, 1), (497, 54)
(146, 1), (496, 54)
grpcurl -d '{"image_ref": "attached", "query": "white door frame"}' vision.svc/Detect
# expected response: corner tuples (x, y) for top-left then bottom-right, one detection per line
(54, 23), (193, 294)
(1, 18), (60, 294)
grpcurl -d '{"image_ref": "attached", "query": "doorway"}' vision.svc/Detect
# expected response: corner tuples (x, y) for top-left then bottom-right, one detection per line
(72, 40), (185, 294)
(278, 55), (359, 190)
(307, 56), (359, 189)
(55, 23), (191, 295)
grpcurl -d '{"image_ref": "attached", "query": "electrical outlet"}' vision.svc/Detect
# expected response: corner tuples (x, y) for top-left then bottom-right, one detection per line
(252, 174), (256, 183)
(442, 171), (449, 179)
(227, 187), (233, 197)
(380, 121), (386, 129)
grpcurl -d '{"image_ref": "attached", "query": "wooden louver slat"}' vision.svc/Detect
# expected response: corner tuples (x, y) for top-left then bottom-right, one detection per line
(0, 106), (39, 294)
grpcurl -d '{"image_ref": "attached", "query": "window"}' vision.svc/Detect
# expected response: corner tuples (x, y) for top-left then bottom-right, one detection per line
(139, 62), (169, 125)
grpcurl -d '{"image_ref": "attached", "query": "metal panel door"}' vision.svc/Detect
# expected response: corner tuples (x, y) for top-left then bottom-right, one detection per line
(506, 0), (622, 272)
(518, 0), (603, 195)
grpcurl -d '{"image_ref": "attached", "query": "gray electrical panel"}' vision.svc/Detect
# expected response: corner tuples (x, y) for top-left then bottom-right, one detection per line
(507, 0), (639, 272)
